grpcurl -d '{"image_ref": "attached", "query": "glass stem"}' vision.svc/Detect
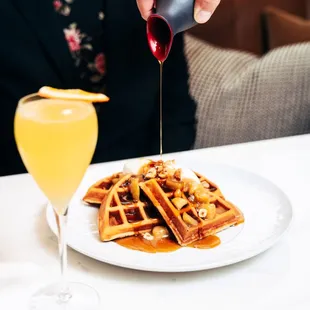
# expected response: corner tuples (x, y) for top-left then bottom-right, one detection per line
(55, 209), (72, 303)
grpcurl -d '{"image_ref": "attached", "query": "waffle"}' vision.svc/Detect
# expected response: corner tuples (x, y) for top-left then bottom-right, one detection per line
(98, 173), (162, 241)
(140, 178), (244, 246)
(83, 161), (224, 205)
(83, 172), (125, 206)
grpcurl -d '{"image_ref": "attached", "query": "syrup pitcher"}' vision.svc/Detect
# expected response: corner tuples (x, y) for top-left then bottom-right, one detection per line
(147, 0), (196, 62)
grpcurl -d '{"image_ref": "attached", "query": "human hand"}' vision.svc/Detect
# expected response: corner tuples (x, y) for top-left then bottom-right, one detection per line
(136, 0), (221, 24)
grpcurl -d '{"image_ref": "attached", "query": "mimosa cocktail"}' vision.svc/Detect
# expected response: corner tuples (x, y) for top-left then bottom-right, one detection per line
(15, 98), (98, 215)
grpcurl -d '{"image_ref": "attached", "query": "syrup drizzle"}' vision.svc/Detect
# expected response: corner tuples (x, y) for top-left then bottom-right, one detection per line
(159, 60), (163, 158)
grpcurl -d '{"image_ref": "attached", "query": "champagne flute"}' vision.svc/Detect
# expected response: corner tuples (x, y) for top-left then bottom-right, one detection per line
(14, 93), (99, 309)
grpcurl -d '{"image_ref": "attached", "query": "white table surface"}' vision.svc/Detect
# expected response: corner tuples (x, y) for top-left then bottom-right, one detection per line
(0, 134), (309, 310)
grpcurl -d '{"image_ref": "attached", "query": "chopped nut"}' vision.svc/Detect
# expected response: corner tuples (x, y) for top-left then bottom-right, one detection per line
(143, 232), (154, 241)
(201, 181), (210, 189)
(172, 197), (188, 210)
(157, 165), (163, 172)
(158, 171), (167, 179)
(145, 167), (157, 179)
(188, 195), (195, 202)
(174, 189), (182, 198)
(199, 203), (209, 209)
(166, 179), (184, 190)
(130, 177), (140, 201)
(198, 208), (207, 218)
(141, 166), (149, 175)
(183, 182), (190, 192)
(207, 203), (216, 220)
(182, 212), (198, 226)
(173, 168), (182, 181)
(189, 182), (200, 195)
(152, 226), (169, 239)
(194, 188), (210, 203)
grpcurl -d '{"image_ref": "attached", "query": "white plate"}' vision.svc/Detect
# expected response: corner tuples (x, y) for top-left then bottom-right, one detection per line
(46, 159), (293, 272)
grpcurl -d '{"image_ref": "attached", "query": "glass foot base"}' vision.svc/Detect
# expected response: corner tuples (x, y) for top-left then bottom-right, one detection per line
(29, 282), (100, 310)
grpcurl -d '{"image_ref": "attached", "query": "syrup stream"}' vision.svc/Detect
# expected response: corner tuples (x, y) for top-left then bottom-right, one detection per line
(159, 60), (163, 158)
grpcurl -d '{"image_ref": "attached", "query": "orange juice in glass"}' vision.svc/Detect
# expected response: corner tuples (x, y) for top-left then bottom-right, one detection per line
(14, 89), (107, 310)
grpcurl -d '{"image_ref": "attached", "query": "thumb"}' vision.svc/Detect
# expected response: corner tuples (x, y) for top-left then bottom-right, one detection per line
(136, 0), (154, 20)
(194, 0), (221, 24)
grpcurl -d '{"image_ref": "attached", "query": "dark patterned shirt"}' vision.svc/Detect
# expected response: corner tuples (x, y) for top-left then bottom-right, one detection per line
(53, 0), (106, 92)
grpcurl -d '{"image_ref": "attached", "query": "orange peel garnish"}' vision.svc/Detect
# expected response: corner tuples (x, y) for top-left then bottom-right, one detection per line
(38, 86), (110, 103)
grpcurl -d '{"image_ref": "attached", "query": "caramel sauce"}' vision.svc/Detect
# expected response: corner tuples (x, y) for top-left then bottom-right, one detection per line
(115, 235), (180, 253)
(187, 235), (221, 249)
(114, 235), (221, 253)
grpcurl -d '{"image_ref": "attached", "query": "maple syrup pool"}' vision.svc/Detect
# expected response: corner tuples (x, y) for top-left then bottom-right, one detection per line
(114, 235), (221, 253)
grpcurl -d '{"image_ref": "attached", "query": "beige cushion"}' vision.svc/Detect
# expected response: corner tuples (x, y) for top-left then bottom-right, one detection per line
(184, 34), (310, 149)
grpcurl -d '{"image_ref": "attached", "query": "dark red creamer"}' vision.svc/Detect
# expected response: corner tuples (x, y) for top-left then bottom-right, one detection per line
(147, 15), (173, 62)
(146, 15), (174, 157)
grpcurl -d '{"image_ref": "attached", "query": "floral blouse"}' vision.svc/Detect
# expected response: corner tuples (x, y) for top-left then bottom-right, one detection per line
(53, 0), (106, 92)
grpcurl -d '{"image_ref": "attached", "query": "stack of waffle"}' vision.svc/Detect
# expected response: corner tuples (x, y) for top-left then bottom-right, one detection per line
(83, 160), (244, 246)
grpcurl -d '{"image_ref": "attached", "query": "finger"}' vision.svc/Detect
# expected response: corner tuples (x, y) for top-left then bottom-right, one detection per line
(194, 0), (221, 24)
(136, 0), (154, 20)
